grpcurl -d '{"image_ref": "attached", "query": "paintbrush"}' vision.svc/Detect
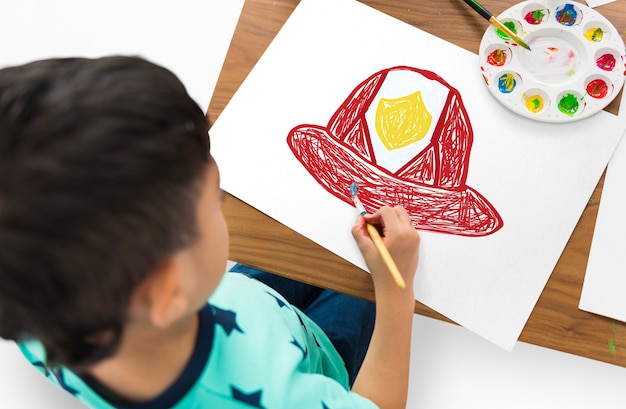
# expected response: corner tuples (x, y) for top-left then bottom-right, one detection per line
(350, 183), (406, 289)
(462, 0), (531, 51)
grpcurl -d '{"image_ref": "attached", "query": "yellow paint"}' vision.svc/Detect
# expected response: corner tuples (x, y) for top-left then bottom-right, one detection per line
(375, 90), (432, 150)
(524, 93), (544, 113)
(584, 27), (603, 42)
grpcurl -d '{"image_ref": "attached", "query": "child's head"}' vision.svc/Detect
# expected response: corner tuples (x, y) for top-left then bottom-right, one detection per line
(0, 56), (215, 369)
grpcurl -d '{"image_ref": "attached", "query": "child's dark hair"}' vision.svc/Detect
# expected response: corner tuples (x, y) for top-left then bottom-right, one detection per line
(0, 56), (210, 369)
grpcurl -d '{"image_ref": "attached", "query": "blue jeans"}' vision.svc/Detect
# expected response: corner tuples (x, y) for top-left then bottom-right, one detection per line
(228, 263), (375, 387)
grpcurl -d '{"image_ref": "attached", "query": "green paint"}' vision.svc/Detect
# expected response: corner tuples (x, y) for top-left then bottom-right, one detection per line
(496, 21), (517, 40)
(525, 94), (544, 113)
(558, 93), (579, 116)
(524, 9), (546, 24)
(532, 9), (545, 21)
(609, 340), (616, 357)
(609, 321), (621, 359)
(530, 98), (541, 110)
(584, 27), (604, 42)
(589, 198), (595, 204)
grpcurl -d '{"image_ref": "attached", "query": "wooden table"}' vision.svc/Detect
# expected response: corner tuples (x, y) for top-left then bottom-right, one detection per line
(208, 0), (626, 367)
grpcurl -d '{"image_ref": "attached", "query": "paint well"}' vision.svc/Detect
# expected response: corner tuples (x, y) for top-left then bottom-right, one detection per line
(487, 49), (507, 66)
(495, 21), (518, 41)
(525, 94), (544, 113)
(497, 73), (517, 93)
(557, 93), (579, 115)
(555, 4), (577, 26)
(584, 27), (604, 42)
(596, 53), (616, 71)
(586, 79), (608, 98)
(524, 9), (545, 25)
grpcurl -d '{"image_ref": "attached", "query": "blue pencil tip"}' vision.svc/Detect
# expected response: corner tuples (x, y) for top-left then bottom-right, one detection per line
(350, 183), (358, 197)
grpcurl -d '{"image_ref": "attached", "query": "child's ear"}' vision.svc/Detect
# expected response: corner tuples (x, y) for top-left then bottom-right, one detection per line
(142, 259), (190, 328)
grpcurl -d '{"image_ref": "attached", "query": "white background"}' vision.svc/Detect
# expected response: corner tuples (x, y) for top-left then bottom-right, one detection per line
(2, 305), (626, 408)
(0, 1), (624, 408)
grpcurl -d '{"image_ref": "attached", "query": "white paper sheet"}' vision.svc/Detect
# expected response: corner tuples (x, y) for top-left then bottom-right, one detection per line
(580, 88), (626, 321)
(585, 0), (617, 7)
(0, 0), (245, 112)
(211, 0), (626, 350)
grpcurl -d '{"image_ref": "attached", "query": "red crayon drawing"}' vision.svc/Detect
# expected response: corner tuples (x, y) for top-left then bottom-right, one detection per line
(287, 66), (503, 237)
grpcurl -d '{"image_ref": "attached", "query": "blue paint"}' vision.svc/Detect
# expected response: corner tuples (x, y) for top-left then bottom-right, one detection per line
(350, 182), (359, 197)
(556, 4), (577, 26)
(349, 182), (367, 215)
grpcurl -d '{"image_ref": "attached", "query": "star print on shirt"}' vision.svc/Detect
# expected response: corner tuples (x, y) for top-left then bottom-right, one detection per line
(291, 311), (321, 348)
(290, 310), (323, 350)
(294, 310), (306, 326)
(290, 336), (308, 361)
(32, 361), (79, 396)
(312, 332), (321, 348)
(265, 291), (289, 309)
(211, 306), (244, 336)
(231, 386), (265, 408)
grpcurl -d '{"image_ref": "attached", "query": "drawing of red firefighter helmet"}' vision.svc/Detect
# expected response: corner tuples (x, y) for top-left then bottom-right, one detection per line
(287, 66), (503, 236)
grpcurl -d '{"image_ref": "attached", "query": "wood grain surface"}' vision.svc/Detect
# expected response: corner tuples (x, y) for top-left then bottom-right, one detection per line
(208, 0), (626, 367)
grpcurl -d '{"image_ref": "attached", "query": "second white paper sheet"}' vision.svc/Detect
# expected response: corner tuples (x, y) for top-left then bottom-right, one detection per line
(580, 89), (626, 322)
(210, 0), (625, 350)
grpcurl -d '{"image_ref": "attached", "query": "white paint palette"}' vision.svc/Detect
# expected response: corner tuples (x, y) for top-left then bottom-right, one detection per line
(479, 1), (625, 122)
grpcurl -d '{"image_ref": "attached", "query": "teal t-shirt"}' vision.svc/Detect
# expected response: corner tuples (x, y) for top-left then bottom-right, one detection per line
(19, 273), (378, 408)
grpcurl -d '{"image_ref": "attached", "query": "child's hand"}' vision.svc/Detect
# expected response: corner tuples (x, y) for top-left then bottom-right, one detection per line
(351, 205), (420, 293)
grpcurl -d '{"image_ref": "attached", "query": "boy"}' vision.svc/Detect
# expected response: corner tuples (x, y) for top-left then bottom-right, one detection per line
(0, 56), (420, 408)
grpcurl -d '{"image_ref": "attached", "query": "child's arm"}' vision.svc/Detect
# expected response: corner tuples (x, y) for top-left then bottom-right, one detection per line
(350, 206), (420, 409)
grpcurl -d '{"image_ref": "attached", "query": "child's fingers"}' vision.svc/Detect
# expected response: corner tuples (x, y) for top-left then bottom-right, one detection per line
(364, 205), (410, 236)
(363, 205), (393, 227)
(351, 215), (372, 246)
(392, 205), (412, 225)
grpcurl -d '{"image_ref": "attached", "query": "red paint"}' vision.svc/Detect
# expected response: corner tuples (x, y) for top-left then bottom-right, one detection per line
(487, 49), (507, 66)
(524, 9), (545, 24)
(586, 79), (608, 98)
(596, 53), (616, 71)
(286, 66), (503, 237)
